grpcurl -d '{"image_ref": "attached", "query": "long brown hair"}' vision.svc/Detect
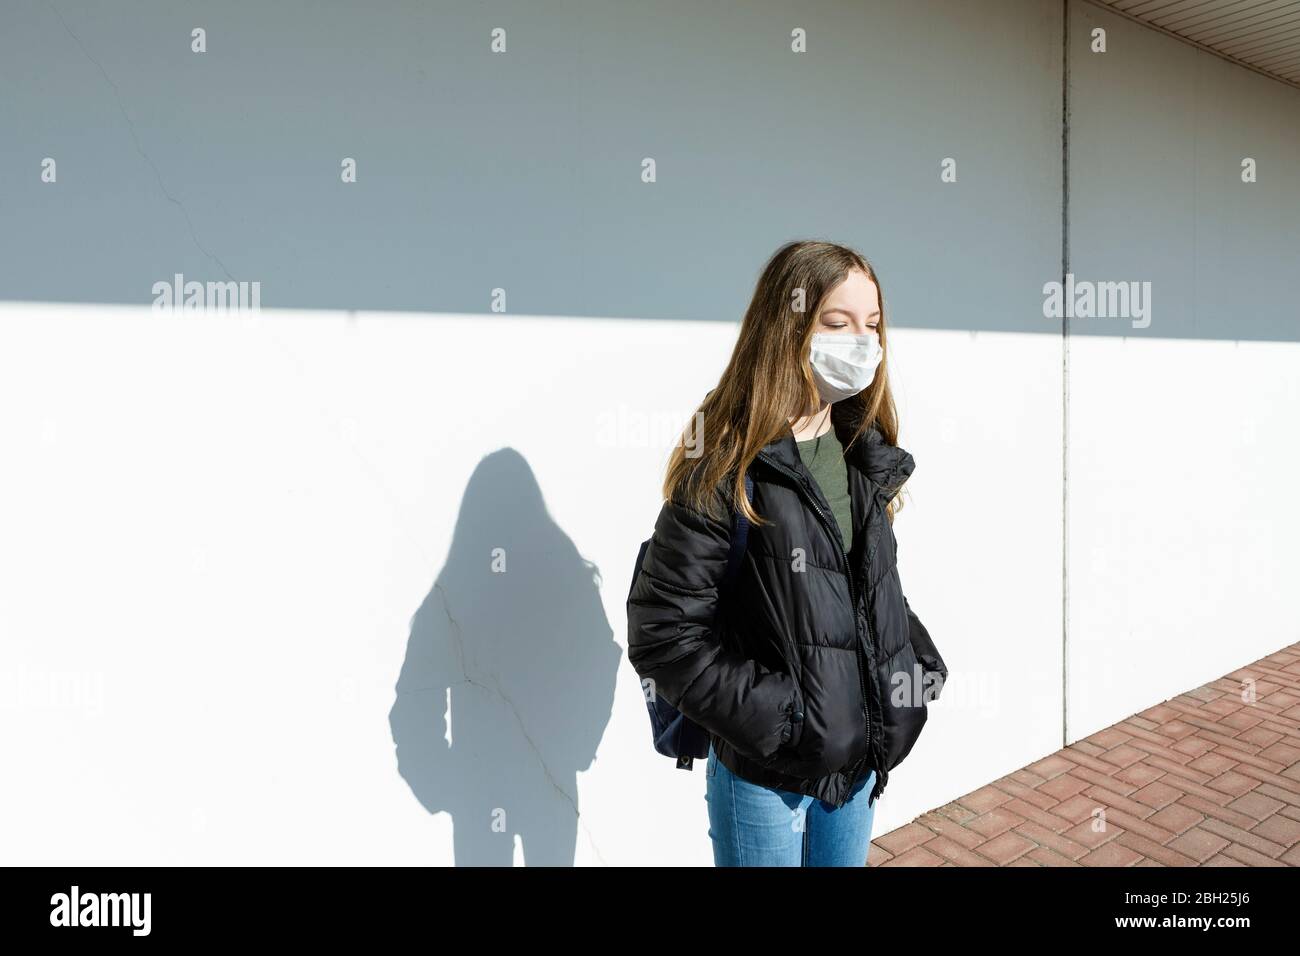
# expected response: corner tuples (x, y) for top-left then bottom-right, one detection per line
(664, 239), (903, 526)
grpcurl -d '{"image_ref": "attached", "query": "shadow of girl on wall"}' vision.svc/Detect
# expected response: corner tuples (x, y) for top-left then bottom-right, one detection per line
(388, 448), (621, 865)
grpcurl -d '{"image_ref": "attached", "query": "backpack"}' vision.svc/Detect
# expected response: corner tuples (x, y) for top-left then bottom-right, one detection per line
(627, 471), (753, 771)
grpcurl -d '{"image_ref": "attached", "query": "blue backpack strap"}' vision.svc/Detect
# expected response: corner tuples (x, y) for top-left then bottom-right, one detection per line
(720, 470), (753, 592)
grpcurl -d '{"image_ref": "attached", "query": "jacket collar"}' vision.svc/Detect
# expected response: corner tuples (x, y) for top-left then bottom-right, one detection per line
(756, 401), (915, 494)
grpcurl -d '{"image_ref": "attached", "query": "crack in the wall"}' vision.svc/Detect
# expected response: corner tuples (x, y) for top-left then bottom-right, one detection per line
(47, 0), (236, 283)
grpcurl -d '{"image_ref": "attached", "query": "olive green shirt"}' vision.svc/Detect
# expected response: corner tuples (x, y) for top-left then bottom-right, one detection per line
(795, 426), (853, 552)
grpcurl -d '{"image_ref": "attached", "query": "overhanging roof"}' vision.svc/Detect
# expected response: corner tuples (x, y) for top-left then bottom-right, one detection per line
(1087, 0), (1300, 89)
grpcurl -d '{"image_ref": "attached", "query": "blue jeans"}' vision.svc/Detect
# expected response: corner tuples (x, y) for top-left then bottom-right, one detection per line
(705, 741), (878, 866)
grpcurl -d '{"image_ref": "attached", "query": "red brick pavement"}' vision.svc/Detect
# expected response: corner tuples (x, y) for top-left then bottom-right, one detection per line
(869, 644), (1300, 866)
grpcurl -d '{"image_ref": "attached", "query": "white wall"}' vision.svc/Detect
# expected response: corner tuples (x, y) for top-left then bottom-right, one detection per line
(0, 305), (1061, 865)
(1066, 335), (1300, 740)
(1066, 3), (1300, 740)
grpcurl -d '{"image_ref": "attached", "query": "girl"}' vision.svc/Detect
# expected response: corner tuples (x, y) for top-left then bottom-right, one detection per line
(627, 239), (947, 866)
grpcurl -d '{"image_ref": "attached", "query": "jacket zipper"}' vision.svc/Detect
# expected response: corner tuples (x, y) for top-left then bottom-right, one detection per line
(756, 451), (872, 807)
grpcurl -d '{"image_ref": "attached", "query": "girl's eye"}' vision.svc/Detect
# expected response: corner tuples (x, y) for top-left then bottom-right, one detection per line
(823, 323), (847, 330)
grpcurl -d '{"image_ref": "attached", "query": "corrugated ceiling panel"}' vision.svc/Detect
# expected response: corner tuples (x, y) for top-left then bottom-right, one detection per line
(1088, 0), (1300, 87)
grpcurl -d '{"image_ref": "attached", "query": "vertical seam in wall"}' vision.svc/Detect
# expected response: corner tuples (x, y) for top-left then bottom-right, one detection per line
(1061, 0), (1071, 750)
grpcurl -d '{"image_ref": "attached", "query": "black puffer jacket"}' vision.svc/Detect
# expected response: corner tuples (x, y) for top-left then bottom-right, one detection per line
(627, 401), (947, 808)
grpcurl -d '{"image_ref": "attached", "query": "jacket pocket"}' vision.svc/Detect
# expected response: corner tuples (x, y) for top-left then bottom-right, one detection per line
(905, 596), (947, 701)
(782, 682), (805, 750)
(752, 679), (803, 771)
(880, 640), (930, 772)
(768, 646), (869, 778)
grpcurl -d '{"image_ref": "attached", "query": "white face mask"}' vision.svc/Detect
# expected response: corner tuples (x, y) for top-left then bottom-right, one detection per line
(808, 331), (883, 404)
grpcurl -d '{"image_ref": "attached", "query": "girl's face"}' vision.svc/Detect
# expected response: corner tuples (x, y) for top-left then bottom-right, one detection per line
(816, 268), (881, 336)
